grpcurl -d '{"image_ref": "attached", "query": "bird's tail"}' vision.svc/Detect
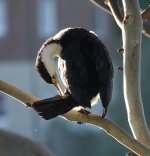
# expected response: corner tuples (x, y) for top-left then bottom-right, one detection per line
(32, 94), (78, 120)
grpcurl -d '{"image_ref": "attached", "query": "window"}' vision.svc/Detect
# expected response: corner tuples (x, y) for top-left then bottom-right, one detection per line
(37, 0), (57, 38)
(0, 0), (8, 37)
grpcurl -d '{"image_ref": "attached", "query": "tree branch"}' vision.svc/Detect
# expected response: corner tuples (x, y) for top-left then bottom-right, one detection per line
(90, 0), (150, 38)
(0, 80), (150, 156)
(0, 80), (40, 105)
(141, 5), (150, 37)
(92, 0), (150, 148)
(90, 0), (112, 15)
(90, 1), (150, 155)
(125, 151), (138, 156)
(105, 0), (123, 28)
(121, 0), (150, 148)
(141, 5), (150, 22)
(143, 21), (150, 38)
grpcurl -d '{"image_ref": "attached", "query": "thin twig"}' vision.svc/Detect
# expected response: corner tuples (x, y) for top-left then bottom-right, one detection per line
(141, 5), (150, 22)
(90, 0), (150, 38)
(105, 0), (123, 28)
(143, 21), (150, 38)
(0, 80), (150, 156)
(141, 5), (150, 37)
(90, 0), (112, 14)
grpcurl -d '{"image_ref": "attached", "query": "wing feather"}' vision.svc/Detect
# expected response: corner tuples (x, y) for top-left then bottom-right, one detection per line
(94, 39), (114, 109)
(59, 43), (91, 108)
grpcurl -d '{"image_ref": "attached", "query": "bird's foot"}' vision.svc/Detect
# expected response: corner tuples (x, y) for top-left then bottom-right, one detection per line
(78, 108), (91, 115)
(101, 107), (107, 118)
(62, 89), (70, 97)
(77, 109), (90, 124)
(74, 108), (90, 124)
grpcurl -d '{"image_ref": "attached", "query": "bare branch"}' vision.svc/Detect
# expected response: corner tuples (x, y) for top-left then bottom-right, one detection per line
(105, 0), (123, 28)
(90, 0), (123, 20)
(90, 0), (150, 38)
(143, 21), (150, 38)
(0, 80), (150, 156)
(90, 0), (123, 28)
(141, 5), (150, 22)
(141, 5), (150, 37)
(90, 0), (112, 15)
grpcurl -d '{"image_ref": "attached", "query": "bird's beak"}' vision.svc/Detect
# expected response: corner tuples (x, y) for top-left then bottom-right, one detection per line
(52, 75), (65, 97)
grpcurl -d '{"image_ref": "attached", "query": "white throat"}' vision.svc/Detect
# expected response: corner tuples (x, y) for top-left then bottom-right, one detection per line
(41, 43), (62, 76)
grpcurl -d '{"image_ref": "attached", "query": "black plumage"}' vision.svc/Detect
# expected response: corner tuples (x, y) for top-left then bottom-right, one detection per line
(33, 94), (77, 120)
(32, 28), (114, 119)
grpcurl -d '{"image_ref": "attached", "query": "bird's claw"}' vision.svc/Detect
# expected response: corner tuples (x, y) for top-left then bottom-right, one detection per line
(101, 107), (107, 118)
(76, 109), (91, 124)
(64, 89), (70, 96)
(78, 108), (91, 115)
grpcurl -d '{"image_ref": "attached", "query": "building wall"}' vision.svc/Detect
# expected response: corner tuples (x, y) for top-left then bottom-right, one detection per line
(0, 0), (114, 60)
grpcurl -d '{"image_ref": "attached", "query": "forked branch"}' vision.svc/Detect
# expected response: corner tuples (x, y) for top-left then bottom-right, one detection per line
(90, 0), (150, 37)
(105, 0), (123, 28)
(105, 0), (150, 148)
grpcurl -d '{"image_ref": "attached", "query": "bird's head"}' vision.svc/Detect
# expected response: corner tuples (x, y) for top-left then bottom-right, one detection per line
(35, 28), (76, 96)
(35, 28), (71, 85)
(35, 41), (64, 95)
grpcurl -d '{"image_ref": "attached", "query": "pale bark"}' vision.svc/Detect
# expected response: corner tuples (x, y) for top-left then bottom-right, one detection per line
(106, 0), (122, 28)
(105, 0), (150, 149)
(91, 0), (150, 152)
(122, 0), (150, 147)
(0, 80), (150, 156)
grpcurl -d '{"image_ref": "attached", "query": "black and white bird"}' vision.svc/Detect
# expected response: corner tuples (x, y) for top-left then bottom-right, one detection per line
(32, 28), (114, 119)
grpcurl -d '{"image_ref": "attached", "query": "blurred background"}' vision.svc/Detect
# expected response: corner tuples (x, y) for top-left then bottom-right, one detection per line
(0, 0), (150, 155)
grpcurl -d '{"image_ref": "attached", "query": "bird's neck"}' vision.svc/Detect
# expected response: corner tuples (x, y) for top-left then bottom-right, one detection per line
(41, 43), (62, 76)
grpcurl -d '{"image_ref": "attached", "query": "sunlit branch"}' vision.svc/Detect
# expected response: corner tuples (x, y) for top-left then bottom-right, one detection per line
(105, 0), (123, 28)
(141, 5), (150, 22)
(0, 80), (150, 156)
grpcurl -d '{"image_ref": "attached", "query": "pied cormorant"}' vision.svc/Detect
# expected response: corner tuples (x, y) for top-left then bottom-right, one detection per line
(32, 27), (114, 119)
